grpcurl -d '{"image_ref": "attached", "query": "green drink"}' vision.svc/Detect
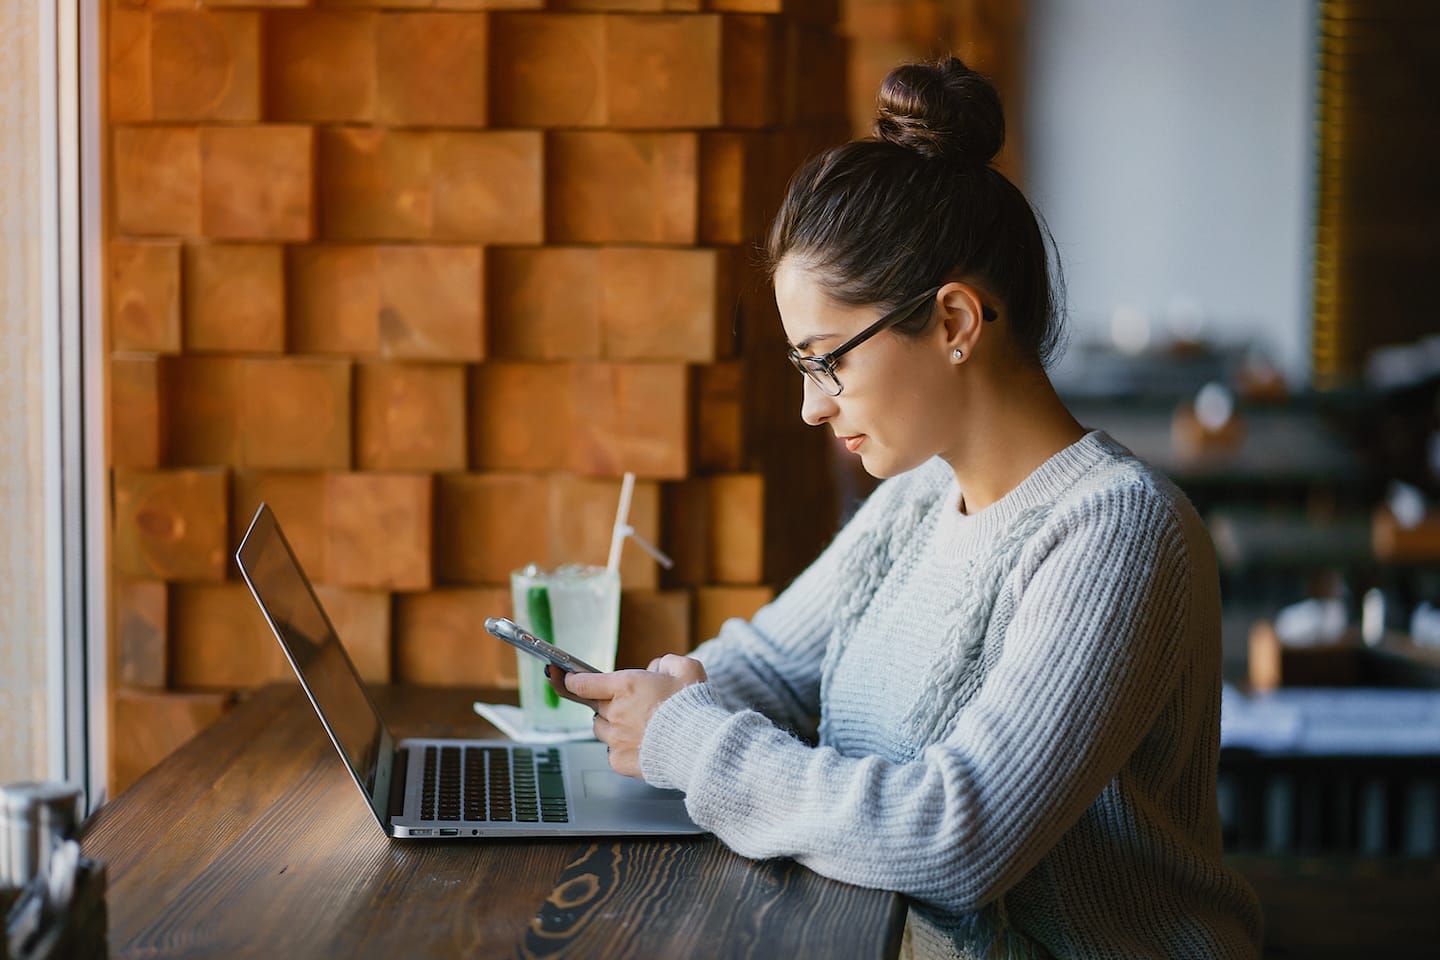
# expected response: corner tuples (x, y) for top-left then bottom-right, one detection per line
(509, 564), (620, 732)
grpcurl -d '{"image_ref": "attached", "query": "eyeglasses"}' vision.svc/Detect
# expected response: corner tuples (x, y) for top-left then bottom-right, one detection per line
(787, 284), (997, 397)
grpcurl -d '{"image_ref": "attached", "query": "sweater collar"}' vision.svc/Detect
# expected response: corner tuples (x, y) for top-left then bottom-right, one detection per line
(934, 429), (1122, 549)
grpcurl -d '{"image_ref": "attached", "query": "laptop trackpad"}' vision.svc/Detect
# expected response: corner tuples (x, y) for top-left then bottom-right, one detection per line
(582, 769), (673, 803)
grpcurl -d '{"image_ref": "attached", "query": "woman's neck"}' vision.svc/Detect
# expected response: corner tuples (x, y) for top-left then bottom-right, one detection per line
(942, 363), (1086, 515)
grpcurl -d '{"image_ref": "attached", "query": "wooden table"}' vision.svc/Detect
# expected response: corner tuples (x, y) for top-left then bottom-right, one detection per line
(82, 684), (907, 959)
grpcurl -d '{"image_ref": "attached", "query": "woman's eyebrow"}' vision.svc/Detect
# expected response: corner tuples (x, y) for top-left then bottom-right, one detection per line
(791, 333), (836, 353)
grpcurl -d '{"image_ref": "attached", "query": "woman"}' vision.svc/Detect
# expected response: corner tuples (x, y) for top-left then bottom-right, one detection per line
(557, 57), (1263, 958)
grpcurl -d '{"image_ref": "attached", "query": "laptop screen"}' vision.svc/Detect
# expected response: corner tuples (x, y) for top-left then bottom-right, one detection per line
(236, 505), (386, 803)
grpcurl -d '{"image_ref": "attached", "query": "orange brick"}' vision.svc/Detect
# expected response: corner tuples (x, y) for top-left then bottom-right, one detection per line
(394, 588), (516, 687)
(490, 14), (606, 127)
(313, 0), (429, 9)
(547, 132), (697, 244)
(170, 583), (290, 688)
(317, 128), (432, 241)
(552, 0), (665, 9)
(109, 8), (152, 123)
(207, 0), (308, 8)
(312, 586), (392, 682)
(693, 585), (772, 643)
(200, 125), (314, 241)
(487, 247), (600, 360)
(694, 360), (745, 472)
(662, 473), (763, 585)
(659, 477), (714, 590)
(324, 472), (433, 590)
(606, 14), (721, 128)
(264, 12), (377, 123)
(377, 12), (489, 127)
(355, 363), (467, 471)
(708, 0), (836, 21)
(839, 0), (903, 38)
(240, 358), (352, 469)
(470, 362), (574, 471)
(286, 245), (381, 354)
(660, 479), (708, 586)
(735, 269), (787, 352)
(113, 126), (201, 235)
(848, 40), (907, 141)
(436, 0), (542, 9)
(163, 357), (242, 465)
(599, 247), (730, 362)
(112, 689), (232, 795)
(434, 473), (550, 584)
(114, 579), (167, 688)
(700, 131), (778, 244)
(708, 473), (764, 584)
(699, 133), (746, 246)
(432, 131), (544, 243)
(110, 355), (166, 469)
(784, 24), (846, 126)
(183, 243), (285, 352)
(571, 363), (689, 478)
(721, 14), (779, 128)
(110, 239), (181, 353)
(617, 589), (691, 667)
(150, 11), (261, 121)
(230, 471), (328, 577)
(112, 468), (229, 581)
(548, 474), (661, 590)
(376, 245), (484, 360)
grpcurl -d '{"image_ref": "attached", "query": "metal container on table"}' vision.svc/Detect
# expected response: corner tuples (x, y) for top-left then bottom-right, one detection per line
(0, 783), (82, 891)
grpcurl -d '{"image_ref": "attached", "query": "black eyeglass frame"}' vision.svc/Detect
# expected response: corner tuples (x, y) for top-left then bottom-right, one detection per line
(787, 283), (997, 397)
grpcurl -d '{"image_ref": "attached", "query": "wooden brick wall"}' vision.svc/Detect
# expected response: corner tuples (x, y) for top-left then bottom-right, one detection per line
(839, 0), (1027, 183)
(104, 0), (848, 792)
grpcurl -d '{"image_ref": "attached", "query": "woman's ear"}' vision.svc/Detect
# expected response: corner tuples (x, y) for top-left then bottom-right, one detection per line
(937, 282), (987, 361)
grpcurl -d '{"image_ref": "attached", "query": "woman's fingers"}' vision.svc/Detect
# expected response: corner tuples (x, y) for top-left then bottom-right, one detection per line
(591, 714), (641, 778)
(653, 654), (708, 684)
(544, 665), (600, 711)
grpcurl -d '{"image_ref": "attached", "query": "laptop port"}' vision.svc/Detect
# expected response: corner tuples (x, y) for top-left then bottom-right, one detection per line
(439, 828), (458, 836)
(410, 828), (431, 836)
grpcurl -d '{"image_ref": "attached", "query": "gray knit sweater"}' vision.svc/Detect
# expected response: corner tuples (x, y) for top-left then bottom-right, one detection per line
(639, 431), (1263, 958)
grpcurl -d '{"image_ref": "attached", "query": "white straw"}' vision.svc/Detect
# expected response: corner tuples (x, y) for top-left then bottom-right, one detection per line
(606, 472), (636, 574)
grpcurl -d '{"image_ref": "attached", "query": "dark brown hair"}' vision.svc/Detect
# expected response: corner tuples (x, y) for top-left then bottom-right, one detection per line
(766, 57), (1065, 367)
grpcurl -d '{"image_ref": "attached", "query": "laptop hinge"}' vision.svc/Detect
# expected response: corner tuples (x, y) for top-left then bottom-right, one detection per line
(388, 747), (410, 826)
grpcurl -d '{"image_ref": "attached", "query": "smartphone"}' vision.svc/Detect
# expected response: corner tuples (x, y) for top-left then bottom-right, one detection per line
(483, 617), (601, 675)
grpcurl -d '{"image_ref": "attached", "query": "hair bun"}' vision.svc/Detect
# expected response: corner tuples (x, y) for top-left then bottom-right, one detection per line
(874, 57), (1004, 165)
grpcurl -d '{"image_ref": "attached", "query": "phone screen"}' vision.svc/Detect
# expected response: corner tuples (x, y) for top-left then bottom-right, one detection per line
(483, 617), (601, 674)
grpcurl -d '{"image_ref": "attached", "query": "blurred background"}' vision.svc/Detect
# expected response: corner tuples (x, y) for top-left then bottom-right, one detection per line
(2, 0), (1438, 955)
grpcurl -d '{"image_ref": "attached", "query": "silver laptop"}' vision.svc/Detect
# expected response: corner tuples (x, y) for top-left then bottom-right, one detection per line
(236, 503), (703, 839)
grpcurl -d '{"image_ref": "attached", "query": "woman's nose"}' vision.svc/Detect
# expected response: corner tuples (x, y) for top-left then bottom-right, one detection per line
(800, 377), (838, 426)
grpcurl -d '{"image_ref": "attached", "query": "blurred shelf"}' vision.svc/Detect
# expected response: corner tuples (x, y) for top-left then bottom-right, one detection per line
(1210, 506), (1373, 570)
(1068, 401), (1365, 488)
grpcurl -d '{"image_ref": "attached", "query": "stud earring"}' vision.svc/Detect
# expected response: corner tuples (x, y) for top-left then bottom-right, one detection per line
(952, 349), (964, 361)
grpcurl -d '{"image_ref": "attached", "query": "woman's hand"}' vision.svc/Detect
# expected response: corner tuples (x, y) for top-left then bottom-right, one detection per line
(550, 655), (707, 779)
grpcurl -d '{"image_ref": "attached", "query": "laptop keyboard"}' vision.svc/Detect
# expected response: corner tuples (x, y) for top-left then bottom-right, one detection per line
(419, 745), (569, 824)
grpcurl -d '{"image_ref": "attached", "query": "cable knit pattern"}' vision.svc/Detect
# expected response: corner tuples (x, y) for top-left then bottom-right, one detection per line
(639, 431), (1263, 959)
(899, 504), (1050, 750)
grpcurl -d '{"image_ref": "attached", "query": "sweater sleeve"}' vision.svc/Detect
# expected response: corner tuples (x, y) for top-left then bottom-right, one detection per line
(683, 469), (925, 733)
(639, 482), (1196, 913)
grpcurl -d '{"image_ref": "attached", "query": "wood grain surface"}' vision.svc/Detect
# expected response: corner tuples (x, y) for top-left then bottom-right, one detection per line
(84, 684), (905, 959)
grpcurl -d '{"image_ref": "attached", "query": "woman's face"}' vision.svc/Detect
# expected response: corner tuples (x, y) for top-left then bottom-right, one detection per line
(774, 259), (958, 480)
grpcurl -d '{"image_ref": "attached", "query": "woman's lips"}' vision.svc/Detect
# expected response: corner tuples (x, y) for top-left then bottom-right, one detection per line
(841, 435), (866, 453)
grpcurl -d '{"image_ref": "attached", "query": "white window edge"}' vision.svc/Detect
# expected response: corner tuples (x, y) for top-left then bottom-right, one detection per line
(42, 0), (107, 808)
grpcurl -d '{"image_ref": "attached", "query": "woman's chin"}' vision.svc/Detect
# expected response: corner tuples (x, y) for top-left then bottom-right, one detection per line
(860, 448), (930, 480)
(856, 450), (896, 480)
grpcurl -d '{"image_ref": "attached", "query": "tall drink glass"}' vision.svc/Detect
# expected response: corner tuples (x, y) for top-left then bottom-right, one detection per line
(509, 564), (620, 732)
